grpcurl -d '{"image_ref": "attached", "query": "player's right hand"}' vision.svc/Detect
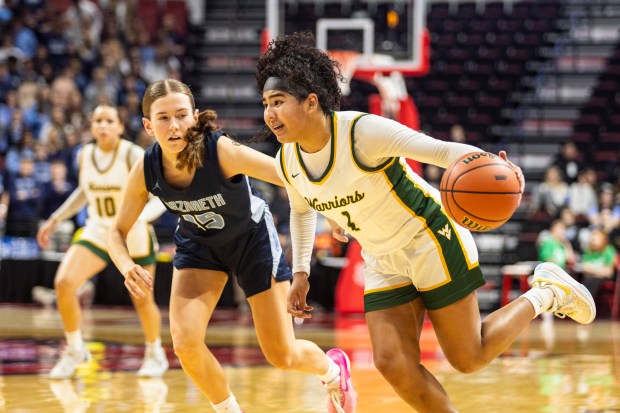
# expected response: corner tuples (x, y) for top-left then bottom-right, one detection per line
(288, 272), (314, 319)
(122, 264), (152, 299)
(36, 219), (57, 249)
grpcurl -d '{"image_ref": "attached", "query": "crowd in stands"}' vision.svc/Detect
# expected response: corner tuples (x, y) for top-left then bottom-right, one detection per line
(0, 0), (184, 242)
(531, 141), (620, 302)
(1, 1), (618, 309)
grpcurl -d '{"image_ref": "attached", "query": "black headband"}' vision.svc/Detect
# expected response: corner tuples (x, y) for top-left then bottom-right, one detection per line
(263, 76), (310, 97)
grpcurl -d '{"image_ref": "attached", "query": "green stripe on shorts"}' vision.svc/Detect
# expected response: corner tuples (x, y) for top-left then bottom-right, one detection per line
(423, 266), (485, 310)
(364, 284), (420, 312)
(74, 240), (111, 263)
(381, 162), (487, 310)
(74, 236), (157, 266)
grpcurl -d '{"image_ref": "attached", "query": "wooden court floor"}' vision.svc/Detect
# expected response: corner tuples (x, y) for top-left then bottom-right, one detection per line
(0, 304), (618, 413)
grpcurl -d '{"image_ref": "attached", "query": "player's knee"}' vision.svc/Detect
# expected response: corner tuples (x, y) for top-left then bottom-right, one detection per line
(170, 331), (202, 361)
(54, 276), (78, 294)
(445, 353), (484, 374)
(373, 348), (406, 378)
(131, 294), (154, 310)
(263, 348), (295, 370)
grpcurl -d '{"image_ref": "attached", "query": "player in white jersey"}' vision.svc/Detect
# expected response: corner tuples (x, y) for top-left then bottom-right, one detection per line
(257, 32), (596, 412)
(37, 105), (169, 379)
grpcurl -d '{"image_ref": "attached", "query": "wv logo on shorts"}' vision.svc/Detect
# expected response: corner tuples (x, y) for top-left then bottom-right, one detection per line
(437, 224), (452, 240)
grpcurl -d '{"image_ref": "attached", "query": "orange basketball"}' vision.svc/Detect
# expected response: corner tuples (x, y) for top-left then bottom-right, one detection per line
(439, 152), (521, 232)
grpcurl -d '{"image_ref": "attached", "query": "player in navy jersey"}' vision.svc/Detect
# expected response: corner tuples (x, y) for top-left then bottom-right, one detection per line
(108, 79), (356, 413)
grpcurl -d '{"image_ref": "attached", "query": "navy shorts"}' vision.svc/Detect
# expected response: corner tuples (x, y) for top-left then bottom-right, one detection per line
(173, 212), (292, 298)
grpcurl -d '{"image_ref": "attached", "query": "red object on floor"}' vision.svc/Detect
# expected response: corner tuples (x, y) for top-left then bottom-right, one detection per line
(335, 240), (365, 314)
(501, 264), (532, 307)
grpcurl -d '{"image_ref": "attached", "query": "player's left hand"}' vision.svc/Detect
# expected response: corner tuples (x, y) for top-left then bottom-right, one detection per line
(288, 272), (314, 319)
(499, 151), (525, 202)
(325, 217), (348, 243)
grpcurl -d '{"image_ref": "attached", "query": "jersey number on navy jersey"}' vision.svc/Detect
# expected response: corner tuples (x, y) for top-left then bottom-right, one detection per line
(182, 212), (225, 231)
(96, 196), (116, 217)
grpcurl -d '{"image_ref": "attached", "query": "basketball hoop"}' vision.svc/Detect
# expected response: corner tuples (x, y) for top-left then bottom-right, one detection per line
(328, 50), (360, 96)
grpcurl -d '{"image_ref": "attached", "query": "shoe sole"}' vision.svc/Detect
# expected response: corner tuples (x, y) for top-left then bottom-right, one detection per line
(534, 262), (596, 324)
(137, 366), (169, 378)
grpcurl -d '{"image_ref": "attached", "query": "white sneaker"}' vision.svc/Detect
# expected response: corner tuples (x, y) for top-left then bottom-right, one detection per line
(532, 262), (596, 324)
(49, 346), (92, 379)
(137, 346), (169, 378)
(32, 286), (56, 307)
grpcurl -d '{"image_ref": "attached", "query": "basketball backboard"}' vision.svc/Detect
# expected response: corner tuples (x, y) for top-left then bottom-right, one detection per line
(266, 0), (429, 77)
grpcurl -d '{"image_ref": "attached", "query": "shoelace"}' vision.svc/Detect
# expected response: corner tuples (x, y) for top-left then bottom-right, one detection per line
(554, 301), (580, 319)
(326, 382), (346, 413)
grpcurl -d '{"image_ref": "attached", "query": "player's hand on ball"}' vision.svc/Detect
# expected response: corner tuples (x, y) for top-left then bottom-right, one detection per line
(498, 150), (525, 201)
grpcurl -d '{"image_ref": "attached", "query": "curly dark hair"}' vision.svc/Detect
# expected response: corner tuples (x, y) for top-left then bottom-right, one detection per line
(255, 31), (344, 141)
(143, 79), (220, 171)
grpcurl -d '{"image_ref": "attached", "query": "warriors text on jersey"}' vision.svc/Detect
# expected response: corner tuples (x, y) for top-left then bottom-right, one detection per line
(278, 111), (451, 257)
(143, 131), (267, 247)
(79, 139), (141, 226)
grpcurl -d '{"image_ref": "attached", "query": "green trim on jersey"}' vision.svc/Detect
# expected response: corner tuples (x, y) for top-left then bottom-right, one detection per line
(294, 111), (337, 183)
(74, 236), (157, 266)
(279, 149), (291, 185)
(383, 161), (473, 276)
(364, 284), (420, 312)
(91, 141), (121, 174)
(349, 114), (395, 172)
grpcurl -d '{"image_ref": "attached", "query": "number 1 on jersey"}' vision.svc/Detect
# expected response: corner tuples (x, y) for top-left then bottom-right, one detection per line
(341, 210), (360, 232)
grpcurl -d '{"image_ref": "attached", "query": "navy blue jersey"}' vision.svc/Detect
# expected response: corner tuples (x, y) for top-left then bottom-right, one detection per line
(143, 131), (267, 246)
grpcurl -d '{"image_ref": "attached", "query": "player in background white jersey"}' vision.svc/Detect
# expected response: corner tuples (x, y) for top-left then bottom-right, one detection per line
(257, 32), (596, 413)
(37, 104), (169, 379)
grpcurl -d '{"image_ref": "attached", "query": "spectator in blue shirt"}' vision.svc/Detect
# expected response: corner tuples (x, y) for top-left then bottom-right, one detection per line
(2, 154), (42, 237)
(40, 158), (74, 219)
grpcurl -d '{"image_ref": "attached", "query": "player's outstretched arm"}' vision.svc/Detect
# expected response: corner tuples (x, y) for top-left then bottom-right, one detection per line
(108, 158), (152, 298)
(217, 135), (284, 186)
(37, 188), (87, 249)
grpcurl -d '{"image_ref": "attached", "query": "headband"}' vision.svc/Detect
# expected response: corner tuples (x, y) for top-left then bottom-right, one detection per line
(263, 76), (310, 97)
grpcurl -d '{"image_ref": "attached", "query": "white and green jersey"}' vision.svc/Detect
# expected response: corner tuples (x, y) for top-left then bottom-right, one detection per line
(277, 111), (482, 276)
(79, 139), (143, 226)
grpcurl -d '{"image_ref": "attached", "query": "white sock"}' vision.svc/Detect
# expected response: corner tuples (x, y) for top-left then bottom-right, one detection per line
(146, 338), (162, 350)
(211, 394), (242, 413)
(318, 356), (340, 385)
(522, 288), (555, 318)
(65, 330), (84, 351)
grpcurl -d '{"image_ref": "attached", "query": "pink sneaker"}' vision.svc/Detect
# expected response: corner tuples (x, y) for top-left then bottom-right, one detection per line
(325, 348), (357, 413)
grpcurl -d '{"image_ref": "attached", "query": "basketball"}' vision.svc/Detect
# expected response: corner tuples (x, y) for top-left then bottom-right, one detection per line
(439, 152), (521, 232)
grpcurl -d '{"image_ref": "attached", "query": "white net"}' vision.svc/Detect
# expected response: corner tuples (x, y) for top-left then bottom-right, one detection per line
(328, 50), (361, 96)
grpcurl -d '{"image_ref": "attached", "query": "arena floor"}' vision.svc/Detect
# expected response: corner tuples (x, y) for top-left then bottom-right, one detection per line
(0, 304), (618, 413)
